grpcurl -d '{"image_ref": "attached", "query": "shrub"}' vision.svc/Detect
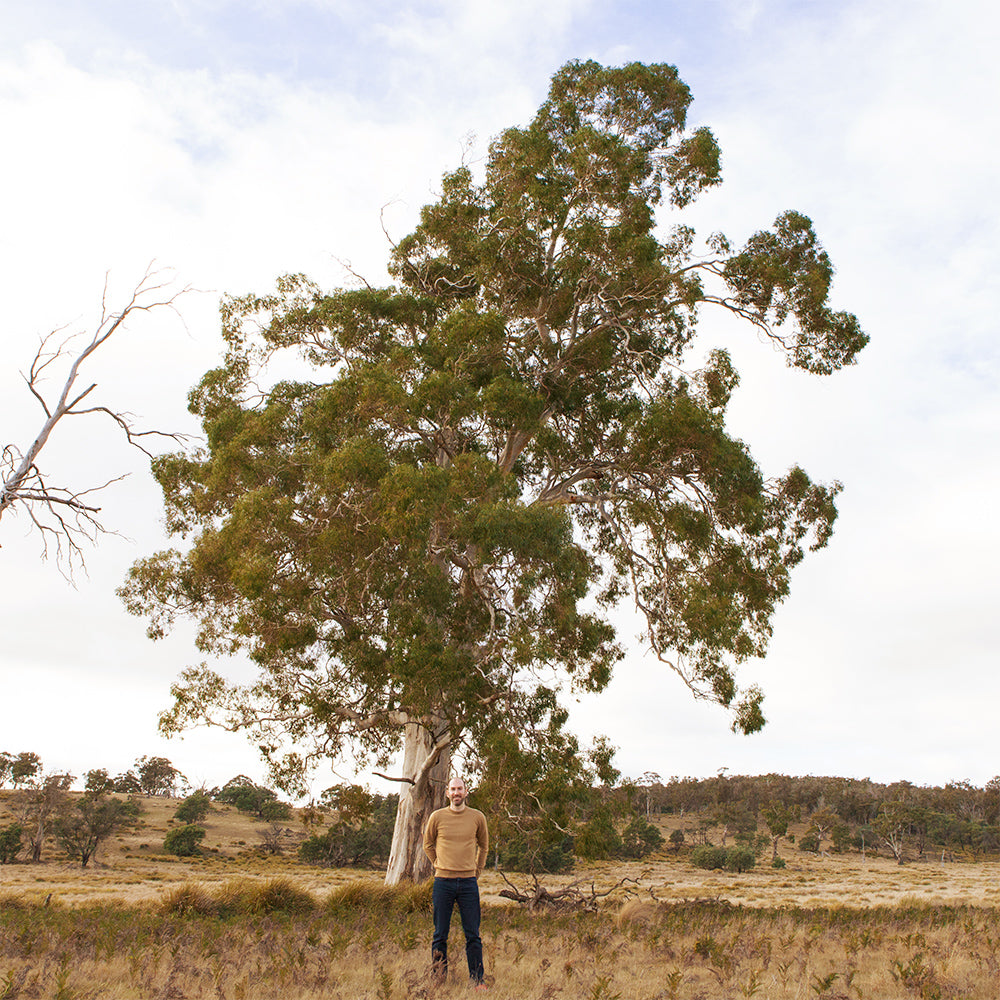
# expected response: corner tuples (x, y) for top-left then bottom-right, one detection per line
(724, 846), (755, 873)
(799, 829), (820, 853)
(258, 799), (291, 822)
(0, 823), (23, 864)
(772, 856), (787, 868)
(669, 828), (685, 852)
(494, 833), (574, 874)
(174, 790), (212, 823)
(298, 796), (396, 869)
(622, 816), (665, 859)
(691, 846), (729, 870)
(163, 824), (206, 857)
(691, 845), (755, 872)
(575, 805), (624, 860)
(214, 777), (289, 819)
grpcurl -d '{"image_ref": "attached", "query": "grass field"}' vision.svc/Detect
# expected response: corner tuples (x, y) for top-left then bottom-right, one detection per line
(2, 794), (1000, 997)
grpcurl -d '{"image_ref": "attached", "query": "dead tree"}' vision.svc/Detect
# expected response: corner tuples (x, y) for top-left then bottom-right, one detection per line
(497, 870), (644, 912)
(1, 266), (189, 574)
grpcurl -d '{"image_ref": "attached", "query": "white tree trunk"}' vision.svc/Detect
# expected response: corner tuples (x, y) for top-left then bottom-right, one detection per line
(384, 717), (451, 885)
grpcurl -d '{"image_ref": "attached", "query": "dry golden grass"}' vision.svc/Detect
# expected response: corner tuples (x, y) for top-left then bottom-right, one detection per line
(3, 794), (1000, 997)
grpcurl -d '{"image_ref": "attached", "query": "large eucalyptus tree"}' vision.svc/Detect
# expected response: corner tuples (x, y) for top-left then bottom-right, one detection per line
(121, 60), (867, 883)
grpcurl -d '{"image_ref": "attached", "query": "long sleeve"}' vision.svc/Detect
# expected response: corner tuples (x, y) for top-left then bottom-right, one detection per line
(423, 812), (439, 866)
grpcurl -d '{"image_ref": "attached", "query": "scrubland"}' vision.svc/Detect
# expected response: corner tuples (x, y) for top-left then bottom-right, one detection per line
(2, 794), (999, 998)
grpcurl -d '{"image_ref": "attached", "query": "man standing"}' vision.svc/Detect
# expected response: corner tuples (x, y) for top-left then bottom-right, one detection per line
(423, 775), (489, 987)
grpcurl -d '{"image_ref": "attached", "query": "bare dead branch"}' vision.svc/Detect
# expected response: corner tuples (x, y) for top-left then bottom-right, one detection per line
(1, 264), (194, 575)
(497, 870), (643, 911)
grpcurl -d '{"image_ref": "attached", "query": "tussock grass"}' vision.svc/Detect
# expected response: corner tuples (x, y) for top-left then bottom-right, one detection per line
(2, 885), (999, 998)
(162, 876), (317, 916)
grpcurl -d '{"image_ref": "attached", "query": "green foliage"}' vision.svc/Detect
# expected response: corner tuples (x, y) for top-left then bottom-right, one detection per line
(492, 833), (574, 874)
(55, 793), (132, 868)
(298, 791), (397, 869)
(472, 723), (608, 874)
(799, 829), (820, 853)
(724, 846), (756, 873)
(691, 845), (755, 872)
(122, 60), (866, 877)
(0, 823), (23, 864)
(771, 856), (787, 869)
(84, 769), (114, 796)
(163, 824), (206, 857)
(669, 828), (685, 851)
(174, 790), (212, 823)
(111, 770), (142, 794)
(9, 752), (40, 788)
(575, 804), (624, 860)
(214, 776), (289, 819)
(135, 756), (183, 797)
(621, 816), (665, 859)
(691, 846), (729, 870)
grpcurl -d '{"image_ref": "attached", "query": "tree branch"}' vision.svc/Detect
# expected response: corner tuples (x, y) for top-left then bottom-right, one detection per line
(1, 265), (193, 575)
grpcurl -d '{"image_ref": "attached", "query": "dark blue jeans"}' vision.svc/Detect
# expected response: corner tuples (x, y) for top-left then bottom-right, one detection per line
(432, 876), (483, 983)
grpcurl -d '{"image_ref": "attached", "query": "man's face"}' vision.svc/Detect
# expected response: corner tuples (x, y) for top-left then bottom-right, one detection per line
(447, 778), (468, 808)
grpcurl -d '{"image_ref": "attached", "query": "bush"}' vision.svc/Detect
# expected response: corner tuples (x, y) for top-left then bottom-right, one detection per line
(164, 824), (206, 857)
(325, 879), (431, 916)
(0, 823), (23, 864)
(669, 828), (685, 851)
(724, 846), (755, 873)
(772, 856), (787, 868)
(494, 833), (574, 874)
(622, 816), (665, 859)
(298, 794), (396, 869)
(259, 799), (291, 822)
(799, 830), (820, 853)
(691, 845), (755, 872)
(575, 805), (624, 860)
(691, 846), (729, 870)
(214, 777), (291, 820)
(174, 790), (212, 824)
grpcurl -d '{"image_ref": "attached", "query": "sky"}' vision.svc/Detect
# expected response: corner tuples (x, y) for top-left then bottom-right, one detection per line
(1, 0), (998, 799)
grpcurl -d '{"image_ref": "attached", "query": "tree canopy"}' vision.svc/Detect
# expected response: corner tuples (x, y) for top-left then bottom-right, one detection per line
(120, 59), (866, 882)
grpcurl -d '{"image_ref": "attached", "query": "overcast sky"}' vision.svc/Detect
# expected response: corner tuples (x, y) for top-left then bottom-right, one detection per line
(2, 0), (997, 799)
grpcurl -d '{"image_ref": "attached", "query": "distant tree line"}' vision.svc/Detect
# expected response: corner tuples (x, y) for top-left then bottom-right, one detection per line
(624, 772), (1000, 863)
(0, 752), (186, 798)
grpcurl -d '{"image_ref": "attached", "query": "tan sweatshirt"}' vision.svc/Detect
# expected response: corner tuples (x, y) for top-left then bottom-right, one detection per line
(423, 806), (489, 877)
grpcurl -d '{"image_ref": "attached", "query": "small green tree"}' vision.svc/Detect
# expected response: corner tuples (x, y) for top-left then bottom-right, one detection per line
(135, 756), (183, 797)
(724, 845), (755, 872)
(668, 827), (685, 852)
(11, 772), (73, 863)
(174, 789), (212, 823)
(10, 752), (41, 789)
(55, 794), (130, 868)
(112, 770), (142, 794)
(214, 776), (289, 819)
(575, 803), (624, 860)
(163, 824), (206, 857)
(84, 769), (114, 796)
(761, 801), (796, 861)
(0, 822), (23, 863)
(621, 815), (665, 859)
(691, 845), (728, 870)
